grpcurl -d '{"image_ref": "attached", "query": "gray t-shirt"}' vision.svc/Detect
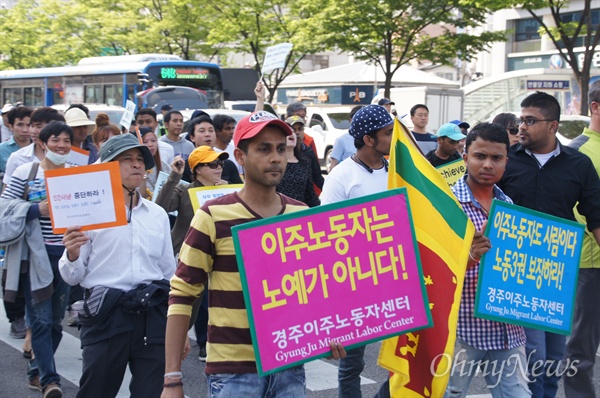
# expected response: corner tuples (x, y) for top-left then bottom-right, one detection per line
(159, 136), (195, 162)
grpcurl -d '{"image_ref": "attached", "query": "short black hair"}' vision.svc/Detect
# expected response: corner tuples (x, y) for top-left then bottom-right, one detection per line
(66, 104), (90, 118)
(213, 114), (236, 132)
(491, 113), (518, 130)
(354, 129), (379, 150)
(520, 91), (560, 122)
(38, 121), (73, 143)
(7, 106), (34, 125)
(350, 106), (363, 120)
(31, 107), (65, 124)
(465, 122), (509, 154)
(237, 139), (249, 154)
(135, 108), (157, 121)
(410, 104), (428, 117)
(188, 115), (214, 137)
(163, 110), (182, 124)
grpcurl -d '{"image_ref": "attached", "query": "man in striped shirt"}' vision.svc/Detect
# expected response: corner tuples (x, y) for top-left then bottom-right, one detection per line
(445, 123), (530, 398)
(163, 111), (345, 398)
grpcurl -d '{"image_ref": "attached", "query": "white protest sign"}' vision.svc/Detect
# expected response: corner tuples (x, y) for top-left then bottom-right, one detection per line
(151, 171), (170, 202)
(66, 146), (90, 166)
(45, 163), (127, 233)
(119, 100), (137, 130)
(262, 43), (294, 74)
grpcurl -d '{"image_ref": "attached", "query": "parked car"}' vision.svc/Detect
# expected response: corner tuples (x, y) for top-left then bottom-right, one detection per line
(556, 115), (590, 145)
(52, 104), (125, 126)
(304, 107), (352, 171)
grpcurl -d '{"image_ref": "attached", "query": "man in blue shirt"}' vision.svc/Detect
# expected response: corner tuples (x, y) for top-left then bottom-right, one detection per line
(329, 105), (362, 172)
(0, 106), (33, 191)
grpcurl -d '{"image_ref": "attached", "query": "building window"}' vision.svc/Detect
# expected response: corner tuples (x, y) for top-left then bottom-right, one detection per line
(515, 18), (541, 42)
(558, 9), (599, 48)
(513, 18), (541, 52)
(304, 55), (329, 70)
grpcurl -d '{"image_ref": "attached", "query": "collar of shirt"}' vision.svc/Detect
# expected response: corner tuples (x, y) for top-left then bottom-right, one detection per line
(516, 139), (561, 158)
(453, 176), (511, 215)
(22, 142), (36, 157)
(1, 137), (18, 148)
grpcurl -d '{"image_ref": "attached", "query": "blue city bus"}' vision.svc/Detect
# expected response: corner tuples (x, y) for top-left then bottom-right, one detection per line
(0, 54), (224, 109)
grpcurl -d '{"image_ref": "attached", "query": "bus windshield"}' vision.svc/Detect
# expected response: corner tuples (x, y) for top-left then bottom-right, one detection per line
(146, 64), (222, 108)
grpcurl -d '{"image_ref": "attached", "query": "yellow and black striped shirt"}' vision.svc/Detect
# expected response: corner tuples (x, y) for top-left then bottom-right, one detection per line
(169, 191), (307, 374)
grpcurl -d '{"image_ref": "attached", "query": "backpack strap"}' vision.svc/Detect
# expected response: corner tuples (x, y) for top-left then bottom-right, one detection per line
(22, 162), (40, 201)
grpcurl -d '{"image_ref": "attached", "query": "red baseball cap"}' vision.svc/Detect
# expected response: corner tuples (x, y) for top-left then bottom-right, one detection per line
(233, 111), (293, 147)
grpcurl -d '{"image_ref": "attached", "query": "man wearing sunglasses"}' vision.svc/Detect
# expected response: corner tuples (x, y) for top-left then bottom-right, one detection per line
(498, 91), (600, 398)
(425, 123), (466, 167)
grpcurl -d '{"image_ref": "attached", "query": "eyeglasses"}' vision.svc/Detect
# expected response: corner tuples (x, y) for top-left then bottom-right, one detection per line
(200, 160), (224, 169)
(518, 118), (554, 126)
(507, 127), (519, 135)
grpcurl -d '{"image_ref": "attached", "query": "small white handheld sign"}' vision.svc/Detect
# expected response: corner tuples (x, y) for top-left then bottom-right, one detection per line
(262, 43), (293, 74)
(119, 100), (137, 130)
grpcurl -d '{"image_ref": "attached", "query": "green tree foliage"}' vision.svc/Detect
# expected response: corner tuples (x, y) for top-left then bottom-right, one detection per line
(309, 0), (507, 98)
(205, 0), (327, 102)
(0, 0), (217, 69)
(0, 0), (99, 68)
(520, 0), (599, 115)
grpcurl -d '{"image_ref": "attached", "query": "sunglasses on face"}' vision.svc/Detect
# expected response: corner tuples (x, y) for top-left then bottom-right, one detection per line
(518, 117), (554, 126)
(200, 160), (224, 169)
(508, 127), (519, 135)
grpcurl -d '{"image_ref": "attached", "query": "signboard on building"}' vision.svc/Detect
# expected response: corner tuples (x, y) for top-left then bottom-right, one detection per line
(277, 85), (374, 106)
(526, 80), (570, 90)
(508, 50), (600, 72)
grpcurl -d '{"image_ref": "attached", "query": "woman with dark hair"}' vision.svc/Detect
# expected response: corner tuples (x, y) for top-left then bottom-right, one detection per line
(91, 113), (120, 151)
(137, 127), (171, 199)
(0, 121), (74, 395)
(492, 113), (520, 146)
(277, 123), (320, 207)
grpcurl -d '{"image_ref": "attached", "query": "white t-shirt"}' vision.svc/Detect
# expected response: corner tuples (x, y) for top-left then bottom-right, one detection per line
(158, 140), (174, 165)
(214, 142), (243, 175)
(320, 156), (388, 205)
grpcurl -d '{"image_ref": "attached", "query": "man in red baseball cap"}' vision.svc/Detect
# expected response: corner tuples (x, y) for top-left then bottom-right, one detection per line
(163, 111), (345, 398)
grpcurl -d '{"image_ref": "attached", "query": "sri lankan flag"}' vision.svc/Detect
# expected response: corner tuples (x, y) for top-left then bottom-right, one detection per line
(378, 119), (474, 397)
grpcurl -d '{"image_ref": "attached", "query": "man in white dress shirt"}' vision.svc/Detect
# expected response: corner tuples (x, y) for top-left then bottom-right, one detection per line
(59, 134), (176, 398)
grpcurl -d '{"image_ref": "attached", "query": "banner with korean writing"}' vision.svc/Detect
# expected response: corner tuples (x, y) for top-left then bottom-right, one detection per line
(475, 200), (584, 335)
(232, 188), (432, 376)
(45, 162), (127, 233)
(436, 158), (465, 188)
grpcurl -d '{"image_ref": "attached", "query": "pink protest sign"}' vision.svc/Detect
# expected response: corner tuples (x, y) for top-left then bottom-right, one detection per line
(232, 188), (432, 376)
